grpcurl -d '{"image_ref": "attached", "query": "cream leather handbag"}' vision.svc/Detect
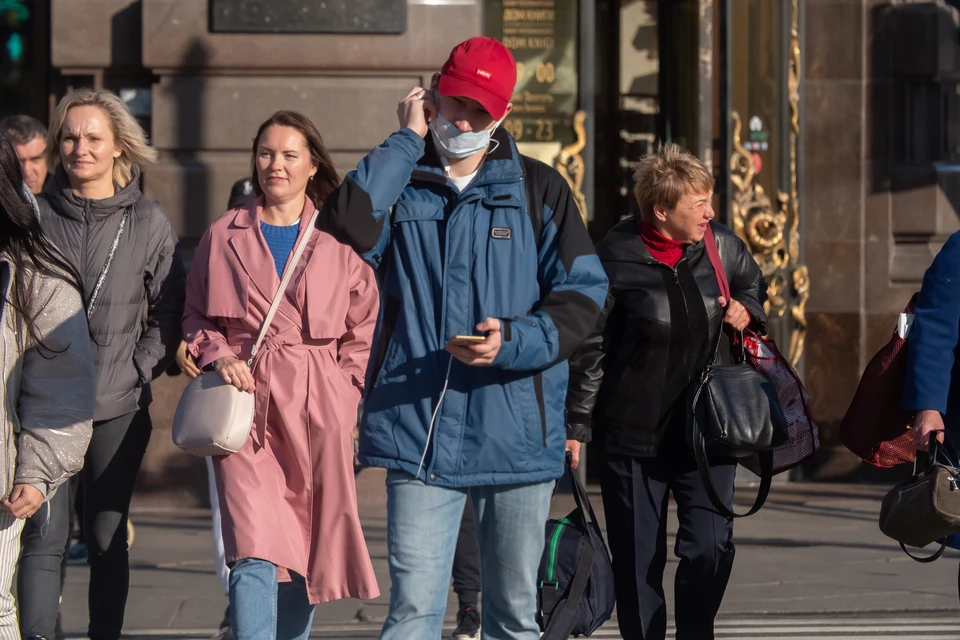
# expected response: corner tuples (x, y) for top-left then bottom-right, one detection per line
(172, 210), (319, 457)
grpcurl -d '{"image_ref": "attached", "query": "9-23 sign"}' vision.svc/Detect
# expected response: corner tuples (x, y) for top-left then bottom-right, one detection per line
(503, 118), (556, 142)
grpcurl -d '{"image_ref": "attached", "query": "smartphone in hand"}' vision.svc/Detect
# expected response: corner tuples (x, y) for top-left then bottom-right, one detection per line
(448, 334), (487, 346)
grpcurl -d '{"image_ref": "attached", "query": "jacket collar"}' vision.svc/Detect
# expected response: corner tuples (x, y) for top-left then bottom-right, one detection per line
(44, 165), (142, 222)
(597, 217), (707, 266)
(227, 195), (319, 306)
(412, 127), (523, 189)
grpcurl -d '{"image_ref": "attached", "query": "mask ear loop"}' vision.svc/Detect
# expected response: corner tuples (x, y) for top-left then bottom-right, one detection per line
(486, 115), (507, 156)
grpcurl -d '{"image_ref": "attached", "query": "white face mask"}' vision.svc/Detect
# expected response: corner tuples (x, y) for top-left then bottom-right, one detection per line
(429, 94), (505, 159)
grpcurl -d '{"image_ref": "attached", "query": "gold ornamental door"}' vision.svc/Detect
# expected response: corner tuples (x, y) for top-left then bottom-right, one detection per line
(725, 0), (808, 367)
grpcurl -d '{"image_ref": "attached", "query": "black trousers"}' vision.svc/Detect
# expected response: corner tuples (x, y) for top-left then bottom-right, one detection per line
(451, 491), (481, 606)
(18, 483), (71, 639)
(600, 452), (737, 640)
(84, 408), (152, 640)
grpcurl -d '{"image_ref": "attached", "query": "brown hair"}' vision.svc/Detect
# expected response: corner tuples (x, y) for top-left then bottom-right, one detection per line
(48, 88), (158, 188)
(633, 144), (714, 219)
(250, 111), (340, 209)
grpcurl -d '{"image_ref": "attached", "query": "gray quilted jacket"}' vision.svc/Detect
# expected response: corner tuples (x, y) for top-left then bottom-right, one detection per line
(38, 167), (186, 421)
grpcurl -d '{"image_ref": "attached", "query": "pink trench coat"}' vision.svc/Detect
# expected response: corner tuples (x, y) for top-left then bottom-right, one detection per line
(182, 197), (380, 604)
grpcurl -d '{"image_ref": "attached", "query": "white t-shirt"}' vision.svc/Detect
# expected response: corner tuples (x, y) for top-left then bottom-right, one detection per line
(449, 169), (479, 193)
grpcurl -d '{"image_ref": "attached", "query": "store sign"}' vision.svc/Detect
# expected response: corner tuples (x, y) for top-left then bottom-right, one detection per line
(485, 0), (578, 145)
(210, 0), (406, 34)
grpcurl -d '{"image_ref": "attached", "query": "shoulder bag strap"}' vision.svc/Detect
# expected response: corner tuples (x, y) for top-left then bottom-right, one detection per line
(540, 538), (597, 640)
(246, 208), (320, 366)
(702, 223), (731, 301)
(87, 208), (131, 316)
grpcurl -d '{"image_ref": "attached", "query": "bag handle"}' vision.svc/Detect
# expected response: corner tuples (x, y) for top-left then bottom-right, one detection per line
(246, 208), (320, 367)
(564, 455), (601, 528)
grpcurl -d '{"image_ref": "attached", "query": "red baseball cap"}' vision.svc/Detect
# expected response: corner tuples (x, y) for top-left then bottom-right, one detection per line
(438, 37), (517, 121)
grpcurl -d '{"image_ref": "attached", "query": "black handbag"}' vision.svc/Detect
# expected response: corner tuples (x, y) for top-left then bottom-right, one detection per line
(688, 322), (789, 518)
(879, 435), (960, 562)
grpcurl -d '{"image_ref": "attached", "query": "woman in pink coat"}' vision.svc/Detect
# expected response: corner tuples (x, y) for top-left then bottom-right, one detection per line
(182, 110), (380, 639)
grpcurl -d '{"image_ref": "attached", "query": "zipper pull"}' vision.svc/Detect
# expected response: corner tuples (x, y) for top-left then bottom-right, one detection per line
(673, 270), (680, 284)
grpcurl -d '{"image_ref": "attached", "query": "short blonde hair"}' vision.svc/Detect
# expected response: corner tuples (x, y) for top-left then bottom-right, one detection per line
(48, 88), (158, 188)
(633, 144), (714, 219)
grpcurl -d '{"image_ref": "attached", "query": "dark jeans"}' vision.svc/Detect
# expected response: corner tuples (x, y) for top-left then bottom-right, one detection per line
(85, 408), (152, 640)
(18, 484), (71, 638)
(600, 452), (737, 640)
(451, 492), (481, 607)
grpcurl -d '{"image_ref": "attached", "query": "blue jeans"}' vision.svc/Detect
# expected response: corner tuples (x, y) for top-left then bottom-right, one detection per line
(380, 470), (554, 640)
(229, 559), (316, 640)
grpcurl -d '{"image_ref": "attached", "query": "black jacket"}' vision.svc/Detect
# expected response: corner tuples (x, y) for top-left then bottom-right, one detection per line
(38, 167), (186, 421)
(565, 219), (767, 457)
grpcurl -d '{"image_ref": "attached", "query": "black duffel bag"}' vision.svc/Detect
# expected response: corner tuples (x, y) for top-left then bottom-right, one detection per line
(536, 461), (615, 638)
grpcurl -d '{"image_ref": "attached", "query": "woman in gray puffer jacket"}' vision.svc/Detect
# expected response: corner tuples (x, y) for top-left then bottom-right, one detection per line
(0, 137), (94, 639)
(34, 88), (186, 640)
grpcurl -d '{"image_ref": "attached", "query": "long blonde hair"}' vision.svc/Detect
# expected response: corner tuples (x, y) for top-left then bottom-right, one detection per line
(47, 88), (158, 188)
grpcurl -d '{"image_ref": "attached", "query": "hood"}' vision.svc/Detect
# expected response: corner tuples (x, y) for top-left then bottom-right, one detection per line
(43, 165), (143, 222)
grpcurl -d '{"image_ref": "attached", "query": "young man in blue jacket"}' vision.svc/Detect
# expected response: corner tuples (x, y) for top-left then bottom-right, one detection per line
(317, 36), (608, 640)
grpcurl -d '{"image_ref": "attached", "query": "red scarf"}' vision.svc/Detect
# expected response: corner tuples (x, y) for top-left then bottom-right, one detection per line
(637, 220), (684, 267)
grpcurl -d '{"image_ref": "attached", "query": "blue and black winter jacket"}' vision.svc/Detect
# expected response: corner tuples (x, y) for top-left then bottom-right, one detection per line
(318, 127), (608, 487)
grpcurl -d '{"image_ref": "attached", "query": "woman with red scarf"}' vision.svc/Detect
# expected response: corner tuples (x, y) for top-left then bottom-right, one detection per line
(564, 145), (766, 640)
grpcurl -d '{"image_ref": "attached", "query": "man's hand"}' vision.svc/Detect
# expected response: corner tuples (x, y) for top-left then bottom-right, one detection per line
(914, 409), (945, 451)
(566, 440), (582, 470)
(176, 340), (201, 379)
(719, 297), (750, 332)
(398, 87), (437, 139)
(4, 484), (43, 519)
(446, 318), (503, 366)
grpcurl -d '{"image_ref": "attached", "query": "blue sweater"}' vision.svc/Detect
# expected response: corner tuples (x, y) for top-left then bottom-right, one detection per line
(260, 221), (300, 276)
(903, 230), (960, 431)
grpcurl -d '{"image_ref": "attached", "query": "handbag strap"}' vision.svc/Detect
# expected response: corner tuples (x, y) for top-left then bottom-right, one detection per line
(87, 208), (130, 316)
(246, 208), (320, 366)
(900, 541), (947, 563)
(690, 396), (772, 518)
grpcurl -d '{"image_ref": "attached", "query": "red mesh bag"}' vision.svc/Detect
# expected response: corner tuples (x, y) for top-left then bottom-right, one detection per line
(701, 226), (820, 478)
(739, 334), (821, 476)
(840, 294), (919, 468)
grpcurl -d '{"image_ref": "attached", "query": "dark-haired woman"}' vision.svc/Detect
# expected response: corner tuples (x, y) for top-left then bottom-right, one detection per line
(0, 137), (93, 638)
(183, 111), (380, 639)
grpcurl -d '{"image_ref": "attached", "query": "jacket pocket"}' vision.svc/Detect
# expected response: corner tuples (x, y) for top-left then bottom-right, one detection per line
(533, 371), (547, 447)
(392, 201), (444, 224)
(509, 375), (547, 452)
